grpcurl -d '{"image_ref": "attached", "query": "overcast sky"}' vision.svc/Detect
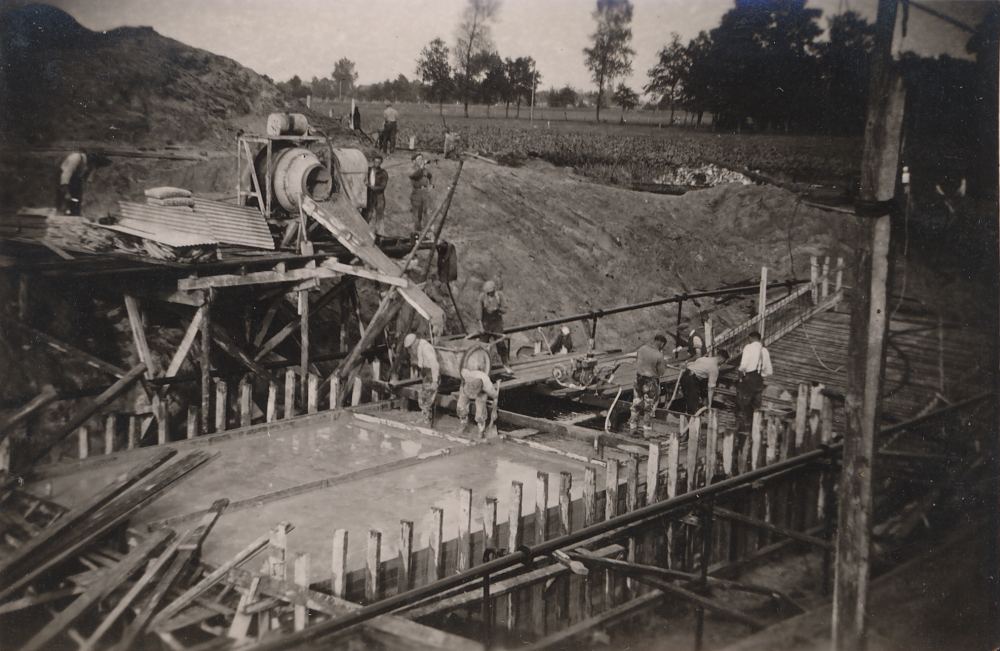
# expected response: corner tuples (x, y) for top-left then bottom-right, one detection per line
(32, 0), (986, 93)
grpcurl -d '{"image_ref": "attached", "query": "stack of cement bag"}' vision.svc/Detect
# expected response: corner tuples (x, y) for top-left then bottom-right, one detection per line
(145, 187), (195, 208)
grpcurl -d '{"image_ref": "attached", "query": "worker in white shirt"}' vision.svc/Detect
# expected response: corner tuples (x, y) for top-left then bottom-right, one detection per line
(679, 349), (729, 414)
(57, 152), (88, 215)
(405, 333), (439, 425)
(734, 331), (773, 435)
(457, 367), (498, 437)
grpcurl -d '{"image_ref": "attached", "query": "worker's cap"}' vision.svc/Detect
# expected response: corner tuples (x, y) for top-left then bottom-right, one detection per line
(483, 280), (496, 293)
(412, 152), (422, 161)
(372, 154), (383, 162)
(561, 326), (570, 335)
(404, 334), (417, 348)
(654, 334), (667, 344)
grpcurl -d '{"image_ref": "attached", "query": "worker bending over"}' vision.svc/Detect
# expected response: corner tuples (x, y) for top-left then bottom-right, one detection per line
(458, 367), (498, 437)
(405, 333), (440, 426)
(629, 334), (667, 438)
(679, 349), (729, 415)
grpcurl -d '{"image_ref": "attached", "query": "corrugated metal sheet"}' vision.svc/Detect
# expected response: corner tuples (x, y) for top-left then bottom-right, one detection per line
(117, 202), (217, 246)
(192, 199), (274, 250)
(116, 199), (274, 250)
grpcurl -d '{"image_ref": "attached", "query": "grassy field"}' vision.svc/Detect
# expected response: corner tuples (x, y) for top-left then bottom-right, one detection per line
(312, 99), (861, 188)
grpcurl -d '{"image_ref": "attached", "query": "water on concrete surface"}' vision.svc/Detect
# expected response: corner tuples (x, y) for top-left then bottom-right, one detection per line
(199, 441), (605, 579)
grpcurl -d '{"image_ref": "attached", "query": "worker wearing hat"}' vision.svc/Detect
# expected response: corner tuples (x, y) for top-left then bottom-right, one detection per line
(405, 333), (439, 425)
(477, 279), (510, 371)
(550, 325), (574, 355)
(408, 153), (433, 237)
(629, 334), (668, 438)
(458, 367), (498, 437)
(381, 100), (398, 155)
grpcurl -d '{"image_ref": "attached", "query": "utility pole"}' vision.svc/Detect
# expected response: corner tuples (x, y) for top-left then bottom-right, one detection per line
(530, 65), (537, 124)
(832, 1), (906, 650)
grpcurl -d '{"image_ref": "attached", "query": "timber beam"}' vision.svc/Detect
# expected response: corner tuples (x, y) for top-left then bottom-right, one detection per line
(713, 507), (834, 550)
(177, 264), (407, 291)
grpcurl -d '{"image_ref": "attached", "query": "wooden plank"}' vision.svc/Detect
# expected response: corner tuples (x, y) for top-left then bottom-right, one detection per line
(0, 449), (176, 582)
(535, 472), (549, 544)
(227, 576), (260, 640)
(153, 526), (281, 629)
(21, 529), (175, 651)
(666, 431), (679, 499)
(713, 507), (833, 550)
(112, 499), (229, 651)
(518, 590), (666, 651)
(294, 553), (310, 631)
(646, 442), (661, 504)
(705, 411), (718, 482)
(458, 488), (473, 572)
(399, 521), (414, 593)
(209, 323), (280, 387)
(483, 497), (498, 552)
(1, 319), (126, 379)
(429, 507), (444, 583)
(0, 384), (57, 436)
(558, 471), (573, 536)
(507, 480), (522, 635)
(583, 467), (597, 527)
(214, 379), (228, 433)
(177, 266), (366, 291)
(686, 416), (701, 489)
(332, 529), (349, 599)
(125, 295), (158, 379)
(164, 306), (206, 380)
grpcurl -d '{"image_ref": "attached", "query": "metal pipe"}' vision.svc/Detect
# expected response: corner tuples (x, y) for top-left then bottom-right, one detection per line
(503, 280), (806, 335)
(243, 392), (994, 651)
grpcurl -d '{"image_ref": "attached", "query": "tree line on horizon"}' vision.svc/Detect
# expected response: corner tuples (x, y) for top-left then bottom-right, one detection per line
(276, 0), (990, 137)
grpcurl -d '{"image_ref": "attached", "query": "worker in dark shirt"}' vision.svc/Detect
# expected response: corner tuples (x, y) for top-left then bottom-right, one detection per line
(366, 154), (389, 238)
(408, 153), (433, 238)
(629, 334), (667, 438)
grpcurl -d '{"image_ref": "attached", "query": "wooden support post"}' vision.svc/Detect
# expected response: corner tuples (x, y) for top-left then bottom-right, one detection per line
(795, 383), (809, 451)
(605, 459), (619, 519)
(200, 291), (212, 436)
(351, 376), (363, 406)
(269, 523), (288, 630)
(18, 275), (29, 321)
(299, 286), (310, 405)
(758, 267), (768, 339)
(559, 471), (572, 536)
(104, 414), (116, 454)
(705, 410), (718, 483)
(810, 256), (820, 305)
(535, 472), (549, 544)
(0, 438), (9, 475)
(704, 317), (714, 356)
(329, 376), (341, 411)
(294, 553), (310, 631)
(646, 442), (661, 504)
(834, 3), (903, 645)
(583, 467), (598, 527)
(766, 414), (779, 465)
(187, 406), (198, 439)
(722, 423), (734, 477)
(285, 369), (297, 419)
(399, 520), (414, 592)
(77, 427), (88, 459)
(666, 431), (679, 499)
(371, 359), (381, 402)
(751, 411), (763, 471)
(267, 383), (278, 422)
(429, 507), (444, 583)
(307, 374), (319, 415)
(332, 530), (348, 599)
(507, 481), (523, 634)
(128, 415), (138, 450)
(836, 257), (844, 293)
(215, 379), (228, 433)
(625, 456), (638, 591)
(822, 257), (831, 299)
(239, 377), (252, 428)
(367, 530), (381, 604)
(458, 488), (473, 572)
(687, 415), (701, 489)
(484, 497), (498, 551)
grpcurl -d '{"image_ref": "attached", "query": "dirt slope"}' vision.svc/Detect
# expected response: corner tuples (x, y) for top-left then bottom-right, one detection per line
(0, 4), (284, 147)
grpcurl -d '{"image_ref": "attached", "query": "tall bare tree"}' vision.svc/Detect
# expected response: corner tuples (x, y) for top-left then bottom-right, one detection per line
(455, 0), (501, 117)
(583, 0), (634, 122)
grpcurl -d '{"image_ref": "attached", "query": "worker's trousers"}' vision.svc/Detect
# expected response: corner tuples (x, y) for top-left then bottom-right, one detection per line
(457, 390), (488, 433)
(629, 374), (660, 435)
(369, 193), (386, 236)
(417, 370), (439, 424)
(410, 189), (428, 234)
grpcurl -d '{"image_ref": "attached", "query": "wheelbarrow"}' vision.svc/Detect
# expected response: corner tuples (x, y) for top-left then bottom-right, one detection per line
(434, 333), (507, 378)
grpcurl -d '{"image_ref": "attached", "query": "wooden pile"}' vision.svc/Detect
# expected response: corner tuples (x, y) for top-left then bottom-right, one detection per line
(0, 208), (116, 254)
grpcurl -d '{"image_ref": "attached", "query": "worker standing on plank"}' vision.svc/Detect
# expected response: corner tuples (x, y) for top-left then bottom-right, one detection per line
(382, 100), (398, 154)
(458, 367), (498, 437)
(57, 152), (88, 215)
(629, 334), (667, 438)
(408, 153), (433, 238)
(477, 279), (511, 371)
(679, 349), (729, 415)
(366, 154), (388, 239)
(734, 331), (773, 436)
(405, 333), (439, 426)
